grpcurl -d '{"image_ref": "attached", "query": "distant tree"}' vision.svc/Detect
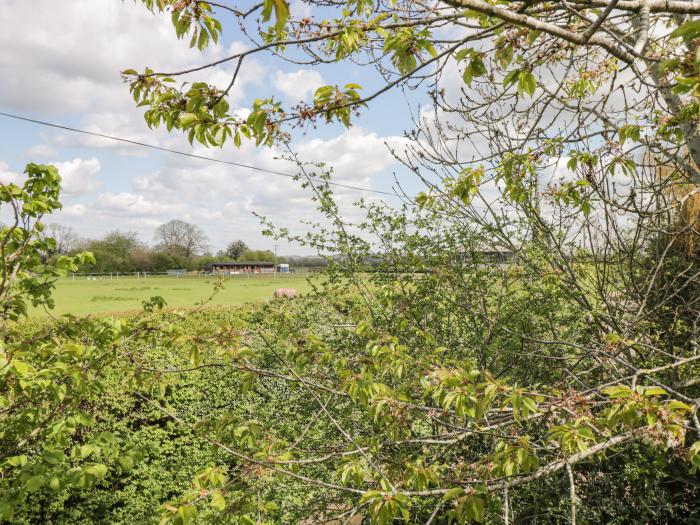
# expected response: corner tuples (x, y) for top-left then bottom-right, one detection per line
(40, 223), (79, 256)
(82, 231), (140, 273)
(240, 249), (276, 262)
(129, 246), (154, 272)
(102, 231), (139, 254)
(151, 252), (177, 272)
(154, 220), (208, 258)
(286, 255), (328, 268)
(170, 253), (198, 271)
(221, 240), (247, 260)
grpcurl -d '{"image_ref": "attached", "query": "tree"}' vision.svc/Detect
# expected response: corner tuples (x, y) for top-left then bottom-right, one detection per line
(0, 164), (172, 519)
(128, 0), (700, 182)
(153, 219), (208, 258)
(130, 245), (155, 272)
(220, 240), (247, 260)
(82, 231), (141, 273)
(151, 251), (177, 272)
(41, 223), (78, 255)
(118, 1), (700, 523)
(239, 248), (275, 262)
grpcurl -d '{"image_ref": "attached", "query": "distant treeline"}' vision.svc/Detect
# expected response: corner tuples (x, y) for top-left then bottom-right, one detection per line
(42, 223), (329, 273)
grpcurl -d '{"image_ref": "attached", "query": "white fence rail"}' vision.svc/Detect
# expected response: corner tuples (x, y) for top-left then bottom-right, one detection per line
(67, 269), (323, 280)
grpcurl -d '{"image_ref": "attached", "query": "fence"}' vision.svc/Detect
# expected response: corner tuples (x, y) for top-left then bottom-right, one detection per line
(67, 268), (324, 280)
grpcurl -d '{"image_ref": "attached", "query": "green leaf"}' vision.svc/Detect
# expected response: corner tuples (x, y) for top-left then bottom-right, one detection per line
(641, 386), (667, 397)
(26, 476), (44, 492)
(602, 385), (632, 399)
(49, 476), (61, 491)
(263, 0), (289, 34)
(521, 396), (537, 414)
(118, 455), (135, 472)
(455, 48), (470, 61)
(442, 487), (465, 501)
(670, 19), (700, 40)
(360, 490), (383, 503)
(6, 455), (28, 467)
(43, 450), (65, 465)
(581, 199), (591, 216)
(503, 69), (519, 88)
(87, 463), (108, 478)
(179, 113), (198, 127)
(518, 70), (536, 97)
(197, 28), (210, 50)
(463, 65), (474, 86)
(178, 504), (198, 524)
(11, 360), (32, 376)
(211, 491), (226, 510)
(469, 495), (484, 522)
(618, 124), (641, 145)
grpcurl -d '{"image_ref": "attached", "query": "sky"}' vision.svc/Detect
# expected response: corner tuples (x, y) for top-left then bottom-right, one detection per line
(0, 0), (423, 255)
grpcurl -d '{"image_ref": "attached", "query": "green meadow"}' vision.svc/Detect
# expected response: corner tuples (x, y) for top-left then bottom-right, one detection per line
(33, 275), (313, 316)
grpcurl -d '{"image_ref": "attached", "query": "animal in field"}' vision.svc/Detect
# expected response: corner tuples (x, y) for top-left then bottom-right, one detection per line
(273, 287), (297, 299)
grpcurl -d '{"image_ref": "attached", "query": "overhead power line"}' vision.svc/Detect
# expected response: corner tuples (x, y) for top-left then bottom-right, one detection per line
(0, 111), (395, 196)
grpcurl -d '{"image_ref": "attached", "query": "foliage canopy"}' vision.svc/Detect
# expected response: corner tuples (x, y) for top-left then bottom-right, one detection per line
(4, 0), (700, 523)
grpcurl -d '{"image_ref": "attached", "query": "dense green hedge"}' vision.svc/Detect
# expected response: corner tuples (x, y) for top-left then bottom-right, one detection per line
(8, 297), (700, 524)
(9, 306), (332, 524)
(10, 313), (222, 524)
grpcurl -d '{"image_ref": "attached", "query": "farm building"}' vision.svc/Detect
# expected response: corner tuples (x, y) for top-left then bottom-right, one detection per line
(203, 261), (276, 274)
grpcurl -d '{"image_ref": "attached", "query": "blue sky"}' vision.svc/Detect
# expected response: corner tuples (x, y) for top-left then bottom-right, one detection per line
(0, 0), (425, 255)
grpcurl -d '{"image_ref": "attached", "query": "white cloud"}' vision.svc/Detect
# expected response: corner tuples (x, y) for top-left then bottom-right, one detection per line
(18, 127), (404, 253)
(123, 127), (404, 251)
(60, 204), (88, 218)
(274, 69), (325, 102)
(95, 192), (179, 217)
(296, 127), (407, 182)
(1, 157), (101, 195)
(290, 0), (313, 19)
(0, 0), (216, 113)
(51, 157), (101, 194)
(0, 0), (265, 153)
(134, 127), (403, 202)
(26, 143), (57, 158)
(0, 162), (22, 186)
(0, 1), (409, 254)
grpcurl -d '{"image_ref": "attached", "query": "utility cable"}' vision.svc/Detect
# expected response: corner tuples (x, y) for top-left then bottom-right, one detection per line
(0, 111), (396, 196)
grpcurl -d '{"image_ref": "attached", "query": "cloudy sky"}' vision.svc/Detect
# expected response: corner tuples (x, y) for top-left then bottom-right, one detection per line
(0, 0), (421, 255)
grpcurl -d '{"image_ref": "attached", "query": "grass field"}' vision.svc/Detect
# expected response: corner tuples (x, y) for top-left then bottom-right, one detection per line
(32, 275), (313, 316)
